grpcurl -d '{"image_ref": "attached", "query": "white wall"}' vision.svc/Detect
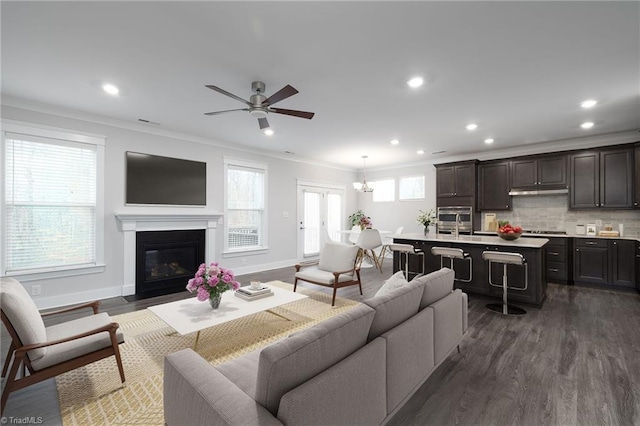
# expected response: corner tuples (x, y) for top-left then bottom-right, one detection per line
(355, 164), (437, 234)
(1, 104), (357, 308)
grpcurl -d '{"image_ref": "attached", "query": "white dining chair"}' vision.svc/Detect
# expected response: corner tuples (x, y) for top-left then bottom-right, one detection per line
(356, 229), (384, 273)
(348, 225), (360, 244)
(378, 226), (405, 269)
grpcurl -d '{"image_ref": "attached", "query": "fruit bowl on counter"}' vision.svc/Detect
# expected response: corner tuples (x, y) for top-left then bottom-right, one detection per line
(497, 222), (523, 240)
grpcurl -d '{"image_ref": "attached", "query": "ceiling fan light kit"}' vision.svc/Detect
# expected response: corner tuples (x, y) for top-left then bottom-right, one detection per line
(204, 81), (315, 130)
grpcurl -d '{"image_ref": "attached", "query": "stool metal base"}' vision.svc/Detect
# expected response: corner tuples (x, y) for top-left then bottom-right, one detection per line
(486, 303), (526, 315)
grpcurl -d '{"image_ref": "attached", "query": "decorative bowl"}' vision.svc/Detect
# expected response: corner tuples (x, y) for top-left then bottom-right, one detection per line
(497, 230), (522, 240)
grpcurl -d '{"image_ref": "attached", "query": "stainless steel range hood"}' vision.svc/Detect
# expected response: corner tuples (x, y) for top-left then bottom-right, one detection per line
(508, 188), (569, 196)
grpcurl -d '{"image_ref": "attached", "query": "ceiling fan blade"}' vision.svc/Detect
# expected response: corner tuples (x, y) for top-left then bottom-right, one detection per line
(264, 85), (298, 106)
(205, 85), (252, 106)
(204, 108), (249, 116)
(258, 117), (270, 129)
(269, 107), (315, 120)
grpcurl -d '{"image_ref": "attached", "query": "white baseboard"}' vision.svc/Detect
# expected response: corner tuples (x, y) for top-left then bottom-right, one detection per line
(35, 286), (123, 310)
(232, 258), (299, 278)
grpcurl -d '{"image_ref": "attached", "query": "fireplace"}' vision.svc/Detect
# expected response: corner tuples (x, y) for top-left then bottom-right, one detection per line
(136, 230), (205, 298)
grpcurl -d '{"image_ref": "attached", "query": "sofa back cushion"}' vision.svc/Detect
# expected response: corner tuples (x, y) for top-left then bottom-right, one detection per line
(318, 241), (359, 273)
(255, 304), (375, 415)
(363, 279), (423, 341)
(374, 271), (408, 298)
(412, 267), (455, 309)
(0, 277), (47, 361)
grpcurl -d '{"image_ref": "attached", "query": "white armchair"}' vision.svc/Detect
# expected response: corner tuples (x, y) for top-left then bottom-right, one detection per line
(294, 241), (362, 306)
(0, 277), (125, 414)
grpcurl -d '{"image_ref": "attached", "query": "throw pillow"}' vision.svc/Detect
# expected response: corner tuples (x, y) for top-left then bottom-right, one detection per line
(374, 271), (408, 298)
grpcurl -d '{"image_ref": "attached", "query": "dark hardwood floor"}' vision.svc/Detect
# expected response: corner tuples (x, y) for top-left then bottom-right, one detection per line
(2, 259), (640, 425)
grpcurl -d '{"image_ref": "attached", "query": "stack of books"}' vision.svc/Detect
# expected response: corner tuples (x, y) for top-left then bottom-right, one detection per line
(235, 285), (274, 301)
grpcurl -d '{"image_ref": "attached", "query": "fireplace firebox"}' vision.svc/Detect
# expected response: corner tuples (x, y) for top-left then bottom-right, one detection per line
(136, 230), (205, 298)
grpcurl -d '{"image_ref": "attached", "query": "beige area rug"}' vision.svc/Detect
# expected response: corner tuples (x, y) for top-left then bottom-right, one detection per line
(56, 281), (359, 426)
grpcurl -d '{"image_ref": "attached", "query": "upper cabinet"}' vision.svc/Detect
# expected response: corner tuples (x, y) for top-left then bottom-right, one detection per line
(510, 155), (567, 190)
(436, 161), (477, 207)
(478, 160), (511, 211)
(569, 147), (634, 209)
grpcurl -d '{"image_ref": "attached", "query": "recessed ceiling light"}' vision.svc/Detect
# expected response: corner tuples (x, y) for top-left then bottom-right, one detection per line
(102, 83), (119, 95)
(580, 122), (594, 129)
(416, 149), (425, 155)
(264, 129), (274, 136)
(390, 139), (400, 145)
(580, 99), (597, 109)
(466, 123), (478, 131)
(407, 77), (424, 88)
(484, 138), (494, 144)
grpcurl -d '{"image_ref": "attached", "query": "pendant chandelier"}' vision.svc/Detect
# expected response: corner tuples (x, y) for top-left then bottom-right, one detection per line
(352, 155), (374, 192)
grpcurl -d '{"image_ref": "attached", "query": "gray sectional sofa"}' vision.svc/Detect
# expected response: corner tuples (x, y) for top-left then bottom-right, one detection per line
(163, 268), (468, 425)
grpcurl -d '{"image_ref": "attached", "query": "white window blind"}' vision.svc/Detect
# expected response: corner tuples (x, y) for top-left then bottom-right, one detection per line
(226, 163), (266, 250)
(399, 175), (425, 200)
(372, 179), (395, 202)
(4, 133), (97, 272)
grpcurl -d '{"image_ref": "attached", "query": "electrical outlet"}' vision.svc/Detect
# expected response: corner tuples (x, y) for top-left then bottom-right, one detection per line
(595, 219), (602, 227)
(31, 285), (41, 296)
(282, 211), (289, 218)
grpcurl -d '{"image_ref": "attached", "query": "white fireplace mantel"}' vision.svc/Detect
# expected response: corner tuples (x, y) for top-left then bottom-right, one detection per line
(115, 212), (224, 296)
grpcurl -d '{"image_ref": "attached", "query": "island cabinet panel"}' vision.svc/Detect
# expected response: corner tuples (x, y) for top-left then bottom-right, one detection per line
(636, 241), (640, 292)
(478, 161), (511, 211)
(393, 236), (547, 307)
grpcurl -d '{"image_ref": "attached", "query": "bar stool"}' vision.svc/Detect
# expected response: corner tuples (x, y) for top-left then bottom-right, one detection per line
(430, 247), (472, 282)
(482, 251), (528, 315)
(388, 243), (424, 280)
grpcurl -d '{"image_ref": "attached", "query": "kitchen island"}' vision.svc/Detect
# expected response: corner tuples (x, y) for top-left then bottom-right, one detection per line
(393, 233), (549, 307)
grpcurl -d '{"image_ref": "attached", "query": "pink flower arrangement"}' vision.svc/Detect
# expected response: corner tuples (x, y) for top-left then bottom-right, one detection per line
(358, 216), (372, 230)
(186, 262), (240, 301)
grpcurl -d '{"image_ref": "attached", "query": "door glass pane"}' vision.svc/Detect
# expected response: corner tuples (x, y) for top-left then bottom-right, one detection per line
(327, 193), (342, 242)
(303, 191), (321, 256)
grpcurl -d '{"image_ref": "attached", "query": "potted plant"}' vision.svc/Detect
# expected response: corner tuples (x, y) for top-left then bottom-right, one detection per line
(348, 210), (373, 230)
(186, 262), (241, 309)
(416, 209), (436, 235)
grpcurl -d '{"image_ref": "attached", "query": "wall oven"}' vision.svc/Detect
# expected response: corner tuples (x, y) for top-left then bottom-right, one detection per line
(436, 206), (473, 235)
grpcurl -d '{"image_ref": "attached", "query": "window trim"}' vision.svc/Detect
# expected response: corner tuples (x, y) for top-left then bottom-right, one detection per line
(398, 174), (426, 201)
(222, 157), (268, 256)
(1, 120), (106, 280)
(370, 178), (396, 203)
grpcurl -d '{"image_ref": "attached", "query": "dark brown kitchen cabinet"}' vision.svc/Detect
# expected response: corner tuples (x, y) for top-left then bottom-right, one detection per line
(634, 144), (640, 208)
(610, 240), (635, 288)
(510, 155), (567, 189)
(573, 239), (608, 284)
(569, 147), (634, 209)
(636, 241), (640, 292)
(574, 238), (635, 289)
(436, 161), (477, 208)
(478, 160), (511, 211)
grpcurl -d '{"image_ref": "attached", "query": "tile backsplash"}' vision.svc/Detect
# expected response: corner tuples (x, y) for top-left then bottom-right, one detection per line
(481, 195), (640, 237)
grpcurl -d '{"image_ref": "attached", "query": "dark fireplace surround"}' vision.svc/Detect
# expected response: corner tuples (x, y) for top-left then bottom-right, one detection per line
(135, 230), (205, 298)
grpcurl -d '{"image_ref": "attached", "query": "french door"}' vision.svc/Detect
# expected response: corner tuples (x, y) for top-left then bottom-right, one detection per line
(297, 182), (345, 260)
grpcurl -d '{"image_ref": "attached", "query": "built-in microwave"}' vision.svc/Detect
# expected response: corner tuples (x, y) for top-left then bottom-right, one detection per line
(436, 206), (473, 235)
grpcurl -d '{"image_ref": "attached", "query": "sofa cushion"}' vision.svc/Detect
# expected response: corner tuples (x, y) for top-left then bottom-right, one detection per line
(363, 279), (423, 341)
(374, 271), (408, 298)
(432, 289), (465, 364)
(255, 303), (376, 415)
(0, 277), (48, 361)
(412, 267), (454, 309)
(216, 346), (262, 399)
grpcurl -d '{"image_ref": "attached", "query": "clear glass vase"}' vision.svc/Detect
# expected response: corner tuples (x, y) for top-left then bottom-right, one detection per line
(209, 294), (221, 309)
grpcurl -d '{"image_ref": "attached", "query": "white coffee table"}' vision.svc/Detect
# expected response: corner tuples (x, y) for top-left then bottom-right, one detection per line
(148, 282), (308, 349)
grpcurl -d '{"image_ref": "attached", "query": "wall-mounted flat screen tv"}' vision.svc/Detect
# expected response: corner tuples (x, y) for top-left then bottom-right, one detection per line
(126, 152), (206, 206)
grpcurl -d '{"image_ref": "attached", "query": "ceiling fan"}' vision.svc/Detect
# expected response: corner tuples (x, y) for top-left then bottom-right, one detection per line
(204, 81), (315, 130)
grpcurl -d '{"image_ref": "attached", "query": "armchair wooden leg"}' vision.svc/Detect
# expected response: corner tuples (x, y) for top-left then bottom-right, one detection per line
(110, 330), (126, 384)
(2, 341), (15, 377)
(331, 286), (337, 307)
(1, 353), (22, 415)
(293, 277), (298, 292)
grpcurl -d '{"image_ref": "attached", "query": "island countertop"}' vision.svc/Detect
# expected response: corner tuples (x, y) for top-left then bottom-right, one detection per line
(395, 233), (549, 248)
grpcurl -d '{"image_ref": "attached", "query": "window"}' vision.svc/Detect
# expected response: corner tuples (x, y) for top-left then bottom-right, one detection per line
(2, 121), (105, 277)
(371, 179), (395, 202)
(399, 175), (425, 200)
(224, 158), (267, 254)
